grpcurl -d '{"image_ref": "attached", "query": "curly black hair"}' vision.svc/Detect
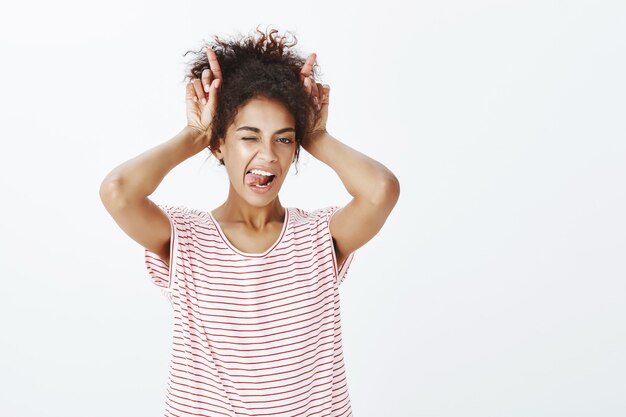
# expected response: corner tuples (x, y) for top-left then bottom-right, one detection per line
(182, 25), (322, 173)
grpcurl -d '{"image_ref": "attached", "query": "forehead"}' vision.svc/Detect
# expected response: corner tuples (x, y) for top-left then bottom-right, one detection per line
(232, 97), (295, 129)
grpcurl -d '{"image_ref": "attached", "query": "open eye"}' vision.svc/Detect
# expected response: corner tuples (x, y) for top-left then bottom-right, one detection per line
(242, 137), (293, 144)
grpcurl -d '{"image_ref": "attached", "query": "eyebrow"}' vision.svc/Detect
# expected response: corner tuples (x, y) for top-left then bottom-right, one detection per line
(236, 126), (296, 134)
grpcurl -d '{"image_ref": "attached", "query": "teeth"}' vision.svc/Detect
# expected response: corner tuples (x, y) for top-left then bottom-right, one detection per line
(249, 169), (273, 176)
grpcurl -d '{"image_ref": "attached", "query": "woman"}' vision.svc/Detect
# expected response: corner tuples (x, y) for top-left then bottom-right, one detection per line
(100, 27), (400, 417)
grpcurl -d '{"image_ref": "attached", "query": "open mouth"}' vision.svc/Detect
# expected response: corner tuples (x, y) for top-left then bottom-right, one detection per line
(245, 171), (277, 189)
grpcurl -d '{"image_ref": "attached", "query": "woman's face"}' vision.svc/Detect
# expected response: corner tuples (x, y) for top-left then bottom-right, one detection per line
(213, 96), (297, 204)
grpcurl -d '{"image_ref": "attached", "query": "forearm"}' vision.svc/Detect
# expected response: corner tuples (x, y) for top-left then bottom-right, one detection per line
(305, 131), (398, 202)
(100, 126), (207, 201)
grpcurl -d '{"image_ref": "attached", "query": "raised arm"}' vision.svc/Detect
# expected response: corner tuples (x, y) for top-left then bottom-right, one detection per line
(99, 127), (208, 264)
(305, 130), (400, 267)
(299, 55), (400, 268)
(99, 47), (223, 264)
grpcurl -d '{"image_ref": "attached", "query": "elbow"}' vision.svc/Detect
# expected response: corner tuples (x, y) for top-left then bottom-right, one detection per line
(372, 174), (400, 207)
(99, 179), (128, 210)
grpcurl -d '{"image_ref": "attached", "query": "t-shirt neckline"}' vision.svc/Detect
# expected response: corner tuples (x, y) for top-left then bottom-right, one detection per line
(207, 207), (290, 258)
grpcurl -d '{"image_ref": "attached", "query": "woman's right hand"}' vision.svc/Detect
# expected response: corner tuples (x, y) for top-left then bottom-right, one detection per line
(186, 47), (223, 142)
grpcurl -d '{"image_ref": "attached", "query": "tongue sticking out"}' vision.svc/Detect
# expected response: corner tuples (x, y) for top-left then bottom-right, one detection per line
(245, 172), (275, 187)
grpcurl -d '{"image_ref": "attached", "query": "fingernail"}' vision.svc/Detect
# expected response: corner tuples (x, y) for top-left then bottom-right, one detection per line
(204, 84), (210, 92)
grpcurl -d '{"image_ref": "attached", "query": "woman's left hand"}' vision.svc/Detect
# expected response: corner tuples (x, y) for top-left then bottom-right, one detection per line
(299, 53), (331, 149)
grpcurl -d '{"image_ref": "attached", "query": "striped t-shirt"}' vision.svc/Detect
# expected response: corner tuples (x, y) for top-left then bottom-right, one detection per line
(144, 204), (356, 417)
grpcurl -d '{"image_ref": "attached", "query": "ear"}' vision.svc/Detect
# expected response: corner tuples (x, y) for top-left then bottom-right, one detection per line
(211, 138), (224, 159)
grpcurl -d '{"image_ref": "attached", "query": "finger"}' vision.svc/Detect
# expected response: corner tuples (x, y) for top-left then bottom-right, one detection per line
(299, 52), (316, 82)
(206, 78), (221, 112)
(321, 84), (330, 104)
(206, 47), (223, 81)
(303, 77), (313, 97)
(311, 82), (324, 110)
(192, 78), (206, 104)
(311, 81), (320, 105)
(201, 68), (213, 93)
(185, 81), (198, 104)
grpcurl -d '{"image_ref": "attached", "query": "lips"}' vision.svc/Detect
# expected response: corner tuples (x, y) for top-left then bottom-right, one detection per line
(243, 165), (280, 194)
(245, 172), (276, 186)
(245, 166), (278, 176)
(246, 176), (276, 193)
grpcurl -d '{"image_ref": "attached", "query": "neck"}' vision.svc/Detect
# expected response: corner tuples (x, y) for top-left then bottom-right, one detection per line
(213, 185), (285, 230)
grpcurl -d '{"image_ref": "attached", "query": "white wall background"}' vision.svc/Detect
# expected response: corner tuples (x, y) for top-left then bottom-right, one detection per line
(1, 1), (624, 416)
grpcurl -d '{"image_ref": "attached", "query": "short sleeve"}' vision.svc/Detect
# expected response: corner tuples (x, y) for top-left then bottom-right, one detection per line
(315, 205), (356, 287)
(143, 204), (193, 299)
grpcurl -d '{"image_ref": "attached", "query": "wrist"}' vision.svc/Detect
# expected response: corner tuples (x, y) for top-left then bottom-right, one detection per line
(304, 129), (331, 153)
(180, 125), (210, 151)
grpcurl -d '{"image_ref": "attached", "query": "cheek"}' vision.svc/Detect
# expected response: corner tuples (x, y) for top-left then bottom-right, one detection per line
(222, 144), (248, 163)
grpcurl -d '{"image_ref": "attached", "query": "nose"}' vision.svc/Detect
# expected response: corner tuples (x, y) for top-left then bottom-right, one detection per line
(258, 138), (278, 162)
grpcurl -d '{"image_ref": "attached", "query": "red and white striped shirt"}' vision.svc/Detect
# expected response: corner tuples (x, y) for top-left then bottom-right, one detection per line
(144, 204), (356, 417)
